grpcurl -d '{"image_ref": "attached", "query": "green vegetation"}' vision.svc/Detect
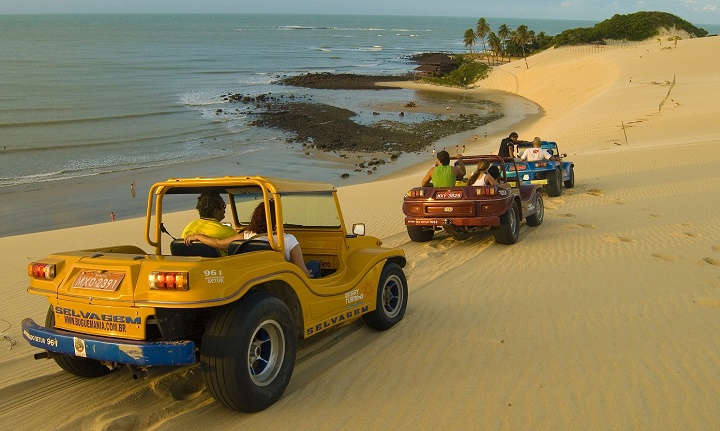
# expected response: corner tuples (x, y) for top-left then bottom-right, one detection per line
(554, 11), (708, 45)
(424, 55), (490, 87)
(461, 11), (708, 66)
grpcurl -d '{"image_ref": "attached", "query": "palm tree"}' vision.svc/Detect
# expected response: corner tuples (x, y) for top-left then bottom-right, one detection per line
(514, 24), (531, 69)
(463, 28), (477, 55)
(475, 18), (490, 64)
(488, 32), (501, 66)
(498, 23), (510, 63)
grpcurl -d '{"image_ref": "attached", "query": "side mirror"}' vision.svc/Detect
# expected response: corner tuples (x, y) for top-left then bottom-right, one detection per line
(352, 223), (365, 236)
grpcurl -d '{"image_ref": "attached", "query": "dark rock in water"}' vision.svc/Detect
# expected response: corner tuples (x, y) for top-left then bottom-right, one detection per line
(341, 173), (350, 178)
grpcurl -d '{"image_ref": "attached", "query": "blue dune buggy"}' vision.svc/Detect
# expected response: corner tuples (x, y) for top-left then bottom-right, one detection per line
(507, 140), (575, 197)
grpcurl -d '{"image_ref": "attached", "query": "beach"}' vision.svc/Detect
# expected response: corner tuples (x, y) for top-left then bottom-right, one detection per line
(2, 34), (720, 430)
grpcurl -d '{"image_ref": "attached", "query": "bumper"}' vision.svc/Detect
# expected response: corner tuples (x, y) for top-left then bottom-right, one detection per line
(405, 217), (500, 227)
(22, 318), (196, 366)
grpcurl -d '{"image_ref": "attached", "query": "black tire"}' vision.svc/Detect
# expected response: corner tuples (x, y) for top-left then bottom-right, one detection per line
(564, 166), (575, 188)
(407, 225), (434, 242)
(546, 168), (563, 197)
(363, 263), (408, 330)
(44, 307), (113, 378)
(200, 293), (296, 412)
(493, 202), (520, 244)
(526, 193), (544, 227)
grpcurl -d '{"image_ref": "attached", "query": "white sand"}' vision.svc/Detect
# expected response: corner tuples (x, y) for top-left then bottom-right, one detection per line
(2, 36), (720, 430)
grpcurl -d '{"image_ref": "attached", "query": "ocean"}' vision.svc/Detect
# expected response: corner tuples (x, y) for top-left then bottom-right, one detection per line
(2, 14), (715, 237)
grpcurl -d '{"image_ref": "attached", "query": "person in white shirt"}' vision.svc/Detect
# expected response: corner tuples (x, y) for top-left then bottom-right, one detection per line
(468, 160), (499, 186)
(519, 137), (553, 162)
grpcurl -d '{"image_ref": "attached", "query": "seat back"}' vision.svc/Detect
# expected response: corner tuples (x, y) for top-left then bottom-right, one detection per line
(227, 240), (245, 256)
(232, 240), (273, 255)
(170, 239), (221, 258)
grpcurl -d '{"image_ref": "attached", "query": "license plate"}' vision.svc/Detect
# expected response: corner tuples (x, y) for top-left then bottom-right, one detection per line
(72, 271), (124, 291)
(435, 191), (462, 199)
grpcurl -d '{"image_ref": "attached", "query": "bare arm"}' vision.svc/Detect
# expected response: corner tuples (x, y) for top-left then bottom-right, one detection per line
(184, 233), (244, 250)
(421, 167), (434, 187)
(289, 244), (312, 277)
(453, 155), (466, 177)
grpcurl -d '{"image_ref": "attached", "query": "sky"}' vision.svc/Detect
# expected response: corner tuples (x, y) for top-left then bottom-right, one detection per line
(0, 0), (718, 25)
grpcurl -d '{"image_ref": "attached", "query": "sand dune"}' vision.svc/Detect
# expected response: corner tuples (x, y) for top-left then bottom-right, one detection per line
(2, 35), (720, 430)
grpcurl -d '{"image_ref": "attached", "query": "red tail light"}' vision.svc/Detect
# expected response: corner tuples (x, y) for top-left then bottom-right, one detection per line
(28, 263), (56, 279)
(149, 272), (189, 290)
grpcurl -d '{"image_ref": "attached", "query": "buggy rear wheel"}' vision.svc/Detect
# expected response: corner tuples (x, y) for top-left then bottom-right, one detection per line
(407, 225), (434, 242)
(493, 202), (520, 244)
(200, 293), (296, 412)
(547, 168), (563, 197)
(564, 166), (575, 188)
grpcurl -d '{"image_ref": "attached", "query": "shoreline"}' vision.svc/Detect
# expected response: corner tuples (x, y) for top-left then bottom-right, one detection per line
(0, 83), (540, 238)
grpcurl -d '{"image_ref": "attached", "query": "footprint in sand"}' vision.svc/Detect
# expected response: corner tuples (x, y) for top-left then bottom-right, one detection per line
(604, 236), (636, 243)
(652, 253), (677, 262)
(587, 189), (604, 196)
(703, 257), (720, 266)
(151, 367), (204, 401)
(558, 213), (576, 218)
(712, 245), (720, 252)
(578, 224), (596, 229)
(427, 251), (445, 259)
(650, 214), (661, 218)
(100, 415), (142, 431)
(695, 298), (720, 309)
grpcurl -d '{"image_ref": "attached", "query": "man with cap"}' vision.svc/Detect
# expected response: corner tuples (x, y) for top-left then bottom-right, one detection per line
(498, 132), (520, 158)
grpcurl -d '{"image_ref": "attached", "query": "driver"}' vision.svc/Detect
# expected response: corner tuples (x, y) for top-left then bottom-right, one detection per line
(181, 190), (238, 255)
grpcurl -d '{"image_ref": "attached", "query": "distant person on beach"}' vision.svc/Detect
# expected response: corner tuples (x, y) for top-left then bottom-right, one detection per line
(519, 137), (553, 162)
(498, 132), (521, 158)
(467, 160), (499, 187)
(110, 212), (115, 222)
(185, 202), (320, 278)
(130, 181), (136, 198)
(181, 191), (237, 254)
(421, 150), (465, 187)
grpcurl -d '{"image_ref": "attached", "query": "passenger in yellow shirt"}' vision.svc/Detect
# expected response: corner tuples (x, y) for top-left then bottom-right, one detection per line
(181, 190), (237, 254)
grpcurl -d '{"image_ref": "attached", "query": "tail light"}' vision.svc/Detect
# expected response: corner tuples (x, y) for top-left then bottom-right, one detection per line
(29, 263), (56, 279)
(475, 187), (496, 196)
(535, 162), (547, 167)
(149, 272), (189, 290)
(406, 189), (425, 198)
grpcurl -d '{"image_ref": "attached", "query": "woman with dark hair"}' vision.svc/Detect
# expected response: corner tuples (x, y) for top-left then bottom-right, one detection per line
(467, 160), (499, 186)
(184, 201), (321, 278)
